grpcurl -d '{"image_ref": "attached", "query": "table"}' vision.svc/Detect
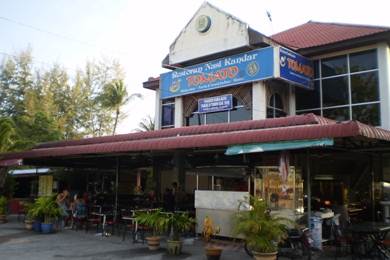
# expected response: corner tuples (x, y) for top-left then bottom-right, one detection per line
(91, 212), (113, 237)
(348, 222), (390, 259)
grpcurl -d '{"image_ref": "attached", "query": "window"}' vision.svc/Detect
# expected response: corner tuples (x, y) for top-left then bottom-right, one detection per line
(185, 97), (251, 126)
(295, 49), (380, 126)
(161, 99), (175, 128)
(267, 93), (286, 118)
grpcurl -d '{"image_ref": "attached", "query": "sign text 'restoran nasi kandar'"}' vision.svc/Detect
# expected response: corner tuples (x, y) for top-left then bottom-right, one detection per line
(160, 47), (274, 99)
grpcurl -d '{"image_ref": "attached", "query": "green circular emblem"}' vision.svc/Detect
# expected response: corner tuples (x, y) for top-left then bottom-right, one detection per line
(246, 61), (259, 76)
(196, 15), (211, 33)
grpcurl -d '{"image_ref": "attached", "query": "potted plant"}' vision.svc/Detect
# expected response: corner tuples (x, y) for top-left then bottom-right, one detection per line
(202, 216), (222, 260)
(0, 196), (8, 223)
(30, 196), (61, 234)
(164, 212), (195, 255)
(135, 209), (165, 250)
(23, 201), (34, 230)
(233, 196), (287, 260)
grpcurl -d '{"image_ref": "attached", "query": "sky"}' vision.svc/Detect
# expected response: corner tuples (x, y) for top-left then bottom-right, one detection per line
(0, 0), (389, 134)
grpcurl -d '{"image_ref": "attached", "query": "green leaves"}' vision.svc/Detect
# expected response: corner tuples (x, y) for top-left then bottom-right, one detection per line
(232, 196), (288, 253)
(29, 195), (61, 224)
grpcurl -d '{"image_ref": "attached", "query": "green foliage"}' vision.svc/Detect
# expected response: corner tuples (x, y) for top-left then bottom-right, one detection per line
(23, 201), (34, 220)
(0, 49), (131, 151)
(135, 209), (166, 237)
(0, 196), (7, 215)
(233, 196), (288, 253)
(136, 115), (155, 132)
(162, 212), (196, 241)
(29, 196), (61, 224)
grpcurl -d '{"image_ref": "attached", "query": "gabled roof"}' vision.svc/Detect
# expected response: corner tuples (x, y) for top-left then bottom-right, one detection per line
(1, 114), (390, 162)
(271, 21), (390, 53)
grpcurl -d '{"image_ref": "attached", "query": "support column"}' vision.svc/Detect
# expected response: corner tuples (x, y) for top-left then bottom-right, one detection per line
(174, 151), (186, 191)
(154, 89), (161, 130)
(114, 158), (119, 221)
(378, 43), (390, 130)
(306, 150), (311, 226)
(174, 97), (183, 128)
(153, 159), (161, 199)
(252, 81), (267, 120)
(288, 85), (296, 116)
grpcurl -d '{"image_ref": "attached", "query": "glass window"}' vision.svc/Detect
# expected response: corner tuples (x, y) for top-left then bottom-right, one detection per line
(313, 60), (320, 79)
(161, 99), (175, 128)
(296, 109), (321, 116)
(323, 106), (350, 121)
(349, 50), (377, 73)
(352, 103), (380, 126)
(351, 71), (379, 103)
(206, 111), (228, 124)
(296, 81), (321, 110)
(230, 107), (251, 122)
(267, 93), (286, 118)
(187, 113), (204, 126)
(322, 76), (349, 107)
(321, 55), (347, 77)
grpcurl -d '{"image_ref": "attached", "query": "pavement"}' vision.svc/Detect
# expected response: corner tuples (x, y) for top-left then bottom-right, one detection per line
(0, 215), (355, 260)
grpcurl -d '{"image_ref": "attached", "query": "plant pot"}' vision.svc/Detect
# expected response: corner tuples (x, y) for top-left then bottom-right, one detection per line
(41, 223), (53, 234)
(25, 219), (33, 230)
(252, 251), (277, 260)
(205, 246), (222, 260)
(145, 236), (160, 251)
(0, 214), (7, 223)
(167, 239), (182, 255)
(33, 221), (41, 232)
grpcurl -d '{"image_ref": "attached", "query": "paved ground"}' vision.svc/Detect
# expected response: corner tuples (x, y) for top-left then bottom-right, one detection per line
(0, 215), (355, 260)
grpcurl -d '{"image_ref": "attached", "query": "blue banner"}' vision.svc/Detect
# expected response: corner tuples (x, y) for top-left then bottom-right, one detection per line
(160, 47), (274, 99)
(198, 94), (233, 113)
(279, 47), (314, 89)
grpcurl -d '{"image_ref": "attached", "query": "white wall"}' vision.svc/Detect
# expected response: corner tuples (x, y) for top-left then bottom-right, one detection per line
(169, 2), (249, 64)
(154, 89), (161, 130)
(174, 97), (183, 128)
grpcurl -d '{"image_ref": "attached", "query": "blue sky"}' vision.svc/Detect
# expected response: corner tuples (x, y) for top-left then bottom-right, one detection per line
(0, 0), (389, 133)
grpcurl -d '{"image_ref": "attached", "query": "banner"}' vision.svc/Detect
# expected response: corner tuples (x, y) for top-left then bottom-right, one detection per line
(198, 94), (233, 113)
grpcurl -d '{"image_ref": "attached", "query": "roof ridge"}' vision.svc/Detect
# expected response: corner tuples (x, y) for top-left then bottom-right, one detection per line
(307, 20), (390, 30)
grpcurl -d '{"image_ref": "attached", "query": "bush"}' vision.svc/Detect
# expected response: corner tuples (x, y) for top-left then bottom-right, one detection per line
(29, 196), (61, 224)
(0, 196), (7, 215)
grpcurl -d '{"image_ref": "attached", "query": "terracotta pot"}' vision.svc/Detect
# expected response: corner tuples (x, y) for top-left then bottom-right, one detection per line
(145, 236), (160, 251)
(252, 251), (277, 260)
(25, 219), (33, 230)
(167, 240), (182, 255)
(0, 214), (7, 223)
(205, 246), (222, 260)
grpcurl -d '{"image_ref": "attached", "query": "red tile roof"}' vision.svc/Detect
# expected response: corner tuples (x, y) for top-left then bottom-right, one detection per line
(271, 21), (390, 50)
(1, 114), (390, 161)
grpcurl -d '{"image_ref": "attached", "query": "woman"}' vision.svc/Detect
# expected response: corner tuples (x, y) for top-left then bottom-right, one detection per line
(56, 189), (70, 229)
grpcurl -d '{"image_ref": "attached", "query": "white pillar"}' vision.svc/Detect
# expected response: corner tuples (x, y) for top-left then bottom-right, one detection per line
(174, 97), (183, 128)
(378, 43), (390, 130)
(154, 89), (161, 130)
(252, 81), (267, 120)
(288, 85), (296, 116)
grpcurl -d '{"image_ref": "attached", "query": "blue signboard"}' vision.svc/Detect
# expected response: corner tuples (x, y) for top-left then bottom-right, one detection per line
(198, 94), (233, 113)
(279, 47), (314, 89)
(160, 47), (274, 99)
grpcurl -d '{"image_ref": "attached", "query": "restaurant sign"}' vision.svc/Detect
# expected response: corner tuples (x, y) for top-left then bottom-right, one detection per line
(160, 47), (274, 99)
(198, 94), (233, 113)
(278, 47), (314, 89)
(160, 46), (313, 99)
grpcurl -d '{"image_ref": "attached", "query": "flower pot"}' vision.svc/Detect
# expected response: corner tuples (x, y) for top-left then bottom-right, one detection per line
(205, 246), (222, 260)
(25, 219), (33, 230)
(167, 239), (182, 255)
(41, 223), (53, 234)
(33, 221), (41, 232)
(0, 214), (7, 223)
(145, 236), (160, 251)
(252, 251), (277, 260)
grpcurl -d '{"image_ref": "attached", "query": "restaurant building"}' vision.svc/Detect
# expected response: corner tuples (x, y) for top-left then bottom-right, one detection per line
(2, 2), (390, 238)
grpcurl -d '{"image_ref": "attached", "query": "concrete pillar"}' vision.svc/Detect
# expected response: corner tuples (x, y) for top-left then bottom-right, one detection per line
(174, 151), (186, 191)
(174, 97), (183, 128)
(288, 85), (296, 116)
(154, 89), (161, 130)
(252, 81), (267, 120)
(378, 43), (390, 130)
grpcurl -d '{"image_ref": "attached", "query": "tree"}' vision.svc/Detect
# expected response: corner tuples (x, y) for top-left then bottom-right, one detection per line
(136, 115), (155, 132)
(0, 118), (16, 153)
(100, 79), (142, 135)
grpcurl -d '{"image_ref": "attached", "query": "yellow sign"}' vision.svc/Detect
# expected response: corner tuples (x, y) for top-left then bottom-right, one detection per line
(38, 175), (53, 196)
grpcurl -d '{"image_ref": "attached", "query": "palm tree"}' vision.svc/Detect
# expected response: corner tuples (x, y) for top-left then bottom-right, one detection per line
(100, 80), (142, 135)
(136, 115), (155, 132)
(0, 118), (15, 153)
